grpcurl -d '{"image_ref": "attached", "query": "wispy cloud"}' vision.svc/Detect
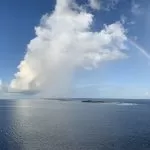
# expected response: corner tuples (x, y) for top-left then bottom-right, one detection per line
(120, 15), (127, 24)
(75, 83), (100, 88)
(89, 0), (120, 11)
(129, 39), (150, 60)
(131, 0), (142, 15)
(145, 91), (150, 96)
(104, 0), (120, 11)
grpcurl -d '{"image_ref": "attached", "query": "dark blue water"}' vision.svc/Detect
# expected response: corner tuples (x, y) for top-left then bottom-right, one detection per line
(0, 99), (150, 150)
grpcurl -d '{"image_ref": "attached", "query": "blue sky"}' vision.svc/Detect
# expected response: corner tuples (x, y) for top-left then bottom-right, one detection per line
(1, 0), (150, 98)
(0, 0), (55, 81)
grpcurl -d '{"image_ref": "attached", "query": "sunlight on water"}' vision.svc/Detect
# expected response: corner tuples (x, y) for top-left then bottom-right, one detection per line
(0, 99), (150, 150)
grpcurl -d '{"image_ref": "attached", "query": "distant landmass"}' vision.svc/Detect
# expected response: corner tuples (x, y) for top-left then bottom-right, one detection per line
(43, 98), (150, 105)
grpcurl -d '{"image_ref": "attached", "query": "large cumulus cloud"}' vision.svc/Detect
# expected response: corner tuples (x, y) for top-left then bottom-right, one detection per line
(10, 0), (127, 97)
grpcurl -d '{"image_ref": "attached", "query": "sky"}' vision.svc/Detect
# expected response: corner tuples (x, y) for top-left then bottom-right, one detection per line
(1, 0), (150, 99)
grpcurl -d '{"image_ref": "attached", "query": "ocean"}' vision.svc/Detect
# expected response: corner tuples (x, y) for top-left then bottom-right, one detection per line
(0, 99), (150, 150)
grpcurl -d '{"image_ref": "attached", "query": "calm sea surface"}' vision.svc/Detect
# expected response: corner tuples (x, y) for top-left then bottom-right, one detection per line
(0, 99), (150, 150)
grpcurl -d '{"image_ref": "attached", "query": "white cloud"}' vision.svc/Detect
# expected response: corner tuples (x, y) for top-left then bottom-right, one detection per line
(89, 0), (101, 10)
(10, 0), (127, 97)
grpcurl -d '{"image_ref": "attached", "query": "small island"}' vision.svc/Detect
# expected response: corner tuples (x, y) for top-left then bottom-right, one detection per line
(81, 100), (106, 103)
